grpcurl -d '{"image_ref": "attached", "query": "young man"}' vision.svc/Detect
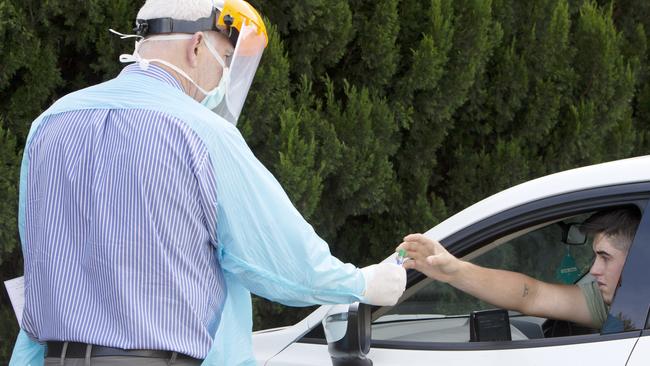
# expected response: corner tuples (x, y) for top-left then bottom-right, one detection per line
(397, 208), (640, 329)
(11, 1), (405, 365)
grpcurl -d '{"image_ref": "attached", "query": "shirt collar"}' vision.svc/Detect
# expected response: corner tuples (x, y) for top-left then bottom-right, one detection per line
(120, 63), (184, 91)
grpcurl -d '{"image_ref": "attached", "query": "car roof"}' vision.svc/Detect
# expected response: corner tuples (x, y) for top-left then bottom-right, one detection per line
(425, 155), (650, 241)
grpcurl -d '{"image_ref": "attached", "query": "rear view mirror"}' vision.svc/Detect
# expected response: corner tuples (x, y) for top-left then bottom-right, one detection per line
(561, 223), (587, 245)
(323, 302), (372, 366)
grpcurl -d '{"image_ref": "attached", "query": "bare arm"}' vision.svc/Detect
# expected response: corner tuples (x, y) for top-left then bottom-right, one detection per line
(397, 234), (596, 328)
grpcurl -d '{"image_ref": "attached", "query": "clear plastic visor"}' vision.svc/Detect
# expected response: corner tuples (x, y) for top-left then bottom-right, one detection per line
(212, 22), (265, 124)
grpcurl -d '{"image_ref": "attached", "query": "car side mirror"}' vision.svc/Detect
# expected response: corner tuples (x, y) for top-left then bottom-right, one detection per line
(323, 302), (372, 366)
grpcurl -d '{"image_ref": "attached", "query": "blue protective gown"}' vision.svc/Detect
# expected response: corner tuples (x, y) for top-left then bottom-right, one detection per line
(10, 71), (367, 365)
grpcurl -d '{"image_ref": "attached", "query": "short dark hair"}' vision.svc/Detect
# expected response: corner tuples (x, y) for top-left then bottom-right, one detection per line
(581, 207), (641, 252)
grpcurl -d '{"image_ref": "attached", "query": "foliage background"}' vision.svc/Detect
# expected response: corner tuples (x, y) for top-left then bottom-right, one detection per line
(2, 0), (650, 362)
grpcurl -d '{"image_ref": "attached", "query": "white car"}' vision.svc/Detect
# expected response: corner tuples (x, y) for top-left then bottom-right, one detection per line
(252, 156), (650, 366)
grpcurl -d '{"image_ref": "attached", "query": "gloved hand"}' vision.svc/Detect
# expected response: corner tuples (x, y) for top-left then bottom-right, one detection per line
(360, 263), (406, 306)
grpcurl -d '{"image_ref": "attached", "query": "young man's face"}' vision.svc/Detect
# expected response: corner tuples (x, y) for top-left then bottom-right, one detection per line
(589, 233), (628, 305)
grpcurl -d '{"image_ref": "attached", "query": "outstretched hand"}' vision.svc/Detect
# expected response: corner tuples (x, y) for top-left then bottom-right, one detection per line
(396, 233), (461, 283)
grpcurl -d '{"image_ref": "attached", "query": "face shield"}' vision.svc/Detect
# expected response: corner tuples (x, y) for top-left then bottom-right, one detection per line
(211, 21), (266, 124)
(210, 0), (267, 124)
(128, 0), (268, 125)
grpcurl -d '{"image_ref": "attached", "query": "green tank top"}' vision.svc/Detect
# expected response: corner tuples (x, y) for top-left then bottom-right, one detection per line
(579, 281), (608, 328)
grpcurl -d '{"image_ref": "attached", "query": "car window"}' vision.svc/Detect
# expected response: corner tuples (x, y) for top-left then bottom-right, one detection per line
(373, 212), (597, 343)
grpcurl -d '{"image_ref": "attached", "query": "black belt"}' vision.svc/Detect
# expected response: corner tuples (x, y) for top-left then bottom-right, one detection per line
(46, 341), (200, 361)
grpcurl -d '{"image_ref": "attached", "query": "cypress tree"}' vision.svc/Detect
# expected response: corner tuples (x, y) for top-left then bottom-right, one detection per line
(256, 0), (354, 79)
(274, 108), (324, 219)
(0, 121), (22, 361)
(0, 123), (20, 268)
(634, 84), (650, 155)
(547, 1), (635, 169)
(608, 0), (650, 156)
(3, 0), (650, 357)
(397, 0), (501, 229)
(0, 1), (62, 140)
(519, 0), (574, 146)
(339, 0), (400, 91)
(316, 79), (399, 261)
(441, 0), (573, 211)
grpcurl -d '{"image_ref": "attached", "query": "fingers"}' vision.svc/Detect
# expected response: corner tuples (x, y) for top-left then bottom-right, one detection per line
(402, 258), (416, 270)
(395, 233), (423, 251)
(403, 233), (427, 242)
(403, 254), (440, 268)
(395, 240), (417, 253)
(404, 245), (424, 259)
(396, 233), (442, 261)
(399, 233), (439, 249)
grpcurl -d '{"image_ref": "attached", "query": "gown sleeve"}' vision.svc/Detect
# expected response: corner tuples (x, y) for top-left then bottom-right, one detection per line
(9, 329), (45, 366)
(200, 123), (367, 306)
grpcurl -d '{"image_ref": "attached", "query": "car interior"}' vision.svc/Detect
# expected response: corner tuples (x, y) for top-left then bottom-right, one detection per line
(369, 210), (612, 344)
(301, 205), (643, 348)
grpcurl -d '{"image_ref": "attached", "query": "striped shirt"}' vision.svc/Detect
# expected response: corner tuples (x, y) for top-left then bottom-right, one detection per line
(21, 64), (225, 359)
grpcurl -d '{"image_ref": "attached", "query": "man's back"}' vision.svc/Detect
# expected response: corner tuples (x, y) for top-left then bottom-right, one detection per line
(21, 65), (225, 359)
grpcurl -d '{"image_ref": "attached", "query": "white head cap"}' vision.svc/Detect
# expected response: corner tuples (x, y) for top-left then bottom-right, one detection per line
(137, 0), (217, 21)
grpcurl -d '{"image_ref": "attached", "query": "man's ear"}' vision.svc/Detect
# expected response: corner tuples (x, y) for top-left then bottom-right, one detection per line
(186, 32), (203, 68)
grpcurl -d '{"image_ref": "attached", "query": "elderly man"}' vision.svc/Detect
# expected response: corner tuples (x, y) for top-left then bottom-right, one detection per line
(398, 207), (640, 331)
(10, 0), (406, 365)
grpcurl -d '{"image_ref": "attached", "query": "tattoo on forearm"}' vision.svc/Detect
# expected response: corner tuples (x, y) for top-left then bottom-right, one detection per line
(522, 283), (529, 298)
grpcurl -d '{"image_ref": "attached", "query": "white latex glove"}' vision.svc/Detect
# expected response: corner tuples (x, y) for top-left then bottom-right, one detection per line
(360, 263), (406, 306)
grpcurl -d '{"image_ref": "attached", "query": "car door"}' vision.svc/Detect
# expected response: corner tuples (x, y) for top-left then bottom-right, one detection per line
(268, 183), (650, 366)
(626, 331), (650, 366)
(364, 183), (650, 366)
(627, 329), (650, 366)
(620, 206), (650, 366)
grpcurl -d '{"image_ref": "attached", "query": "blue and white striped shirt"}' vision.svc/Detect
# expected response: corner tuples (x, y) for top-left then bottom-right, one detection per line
(21, 64), (225, 358)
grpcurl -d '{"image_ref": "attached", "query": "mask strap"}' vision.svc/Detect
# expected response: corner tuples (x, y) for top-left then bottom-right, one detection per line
(143, 58), (212, 96)
(203, 36), (228, 69)
(110, 31), (219, 96)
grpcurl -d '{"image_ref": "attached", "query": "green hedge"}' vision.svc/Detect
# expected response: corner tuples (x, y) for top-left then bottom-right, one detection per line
(2, 0), (650, 362)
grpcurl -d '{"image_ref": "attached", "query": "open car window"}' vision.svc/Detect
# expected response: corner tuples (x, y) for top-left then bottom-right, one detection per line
(372, 211), (601, 343)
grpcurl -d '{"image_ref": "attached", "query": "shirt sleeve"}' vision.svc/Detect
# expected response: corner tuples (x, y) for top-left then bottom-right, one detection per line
(579, 281), (608, 328)
(197, 123), (366, 307)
